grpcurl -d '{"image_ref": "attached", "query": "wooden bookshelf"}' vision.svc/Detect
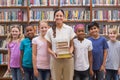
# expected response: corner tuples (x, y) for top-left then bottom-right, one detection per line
(0, 6), (28, 9)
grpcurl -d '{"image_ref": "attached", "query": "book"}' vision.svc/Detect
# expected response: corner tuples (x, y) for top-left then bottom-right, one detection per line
(56, 42), (72, 58)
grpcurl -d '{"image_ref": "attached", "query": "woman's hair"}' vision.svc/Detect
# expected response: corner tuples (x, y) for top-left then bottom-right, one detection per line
(88, 21), (99, 31)
(52, 9), (64, 38)
(7, 25), (24, 43)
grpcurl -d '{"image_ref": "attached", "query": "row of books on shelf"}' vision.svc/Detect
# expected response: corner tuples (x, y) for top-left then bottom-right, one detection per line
(0, 24), (120, 37)
(60, 0), (90, 6)
(45, 24), (119, 35)
(0, 25), (23, 35)
(70, 24), (120, 35)
(30, 0), (90, 6)
(0, 10), (27, 22)
(1, 0), (120, 7)
(92, 10), (120, 21)
(30, 0), (58, 6)
(30, 10), (90, 21)
(92, 0), (120, 6)
(0, 54), (8, 65)
(0, 0), (27, 6)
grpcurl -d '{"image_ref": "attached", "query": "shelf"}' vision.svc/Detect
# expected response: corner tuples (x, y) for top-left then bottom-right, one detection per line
(92, 20), (120, 23)
(0, 64), (7, 67)
(30, 20), (90, 23)
(0, 36), (7, 39)
(60, 5), (90, 8)
(0, 21), (28, 24)
(92, 5), (120, 8)
(30, 6), (59, 8)
(0, 78), (12, 80)
(0, 6), (28, 9)
(0, 49), (8, 53)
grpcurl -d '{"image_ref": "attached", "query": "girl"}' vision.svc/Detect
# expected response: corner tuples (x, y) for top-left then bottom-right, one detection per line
(45, 9), (75, 80)
(73, 24), (93, 80)
(20, 25), (37, 80)
(32, 21), (50, 80)
(7, 25), (24, 80)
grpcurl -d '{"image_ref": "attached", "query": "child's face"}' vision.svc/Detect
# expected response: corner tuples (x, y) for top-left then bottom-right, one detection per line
(39, 23), (49, 36)
(76, 27), (85, 40)
(11, 27), (20, 39)
(108, 31), (117, 41)
(26, 26), (35, 39)
(89, 26), (99, 37)
(54, 11), (64, 25)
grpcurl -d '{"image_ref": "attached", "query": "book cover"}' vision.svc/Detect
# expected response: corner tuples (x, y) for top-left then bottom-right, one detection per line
(56, 42), (72, 58)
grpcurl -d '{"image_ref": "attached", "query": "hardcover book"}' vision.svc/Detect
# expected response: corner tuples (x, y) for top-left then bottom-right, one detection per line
(56, 42), (72, 58)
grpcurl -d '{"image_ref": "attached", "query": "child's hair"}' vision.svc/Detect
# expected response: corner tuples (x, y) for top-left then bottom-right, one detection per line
(88, 21), (99, 31)
(52, 9), (65, 38)
(7, 25), (24, 43)
(74, 24), (84, 32)
(38, 20), (48, 27)
(108, 27), (118, 35)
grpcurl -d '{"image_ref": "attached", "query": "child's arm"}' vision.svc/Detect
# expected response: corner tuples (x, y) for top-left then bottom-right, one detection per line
(20, 50), (24, 73)
(7, 47), (11, 73)
(88, 51), (94, 76)
(32, 44), (38, 77)
(47, 41), (57, 58)
(100, 49), (107, 71)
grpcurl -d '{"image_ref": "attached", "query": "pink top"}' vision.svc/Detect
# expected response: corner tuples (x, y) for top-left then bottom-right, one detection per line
(32, 37), (50, 69)
(8, 42), (21, 68)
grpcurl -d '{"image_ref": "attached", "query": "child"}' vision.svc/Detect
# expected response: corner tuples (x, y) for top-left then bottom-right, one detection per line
(88, 22), (108, 80)
(73, 24), (93, 80)
(20, 25), (37, 80)
(106, 27), (120, 80)
(32, 21), (50, 80)
(7, 25), (24, 80)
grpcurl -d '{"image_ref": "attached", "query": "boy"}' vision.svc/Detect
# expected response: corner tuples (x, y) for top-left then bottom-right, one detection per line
(106, 27), (120, 80)
(88, 22), (108, 80)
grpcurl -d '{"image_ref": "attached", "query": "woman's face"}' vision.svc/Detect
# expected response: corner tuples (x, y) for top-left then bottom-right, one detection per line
(54, 10), (64, 24)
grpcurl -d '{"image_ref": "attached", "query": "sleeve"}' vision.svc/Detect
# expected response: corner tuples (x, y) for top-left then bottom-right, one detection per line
(45, 28), (52, 43)
(70, 27), (76, 40)
(20, 40), (24, 51)
(32, 38), (37, 44)
(103, 37), (109, 49)
(88, 40), (93, 51)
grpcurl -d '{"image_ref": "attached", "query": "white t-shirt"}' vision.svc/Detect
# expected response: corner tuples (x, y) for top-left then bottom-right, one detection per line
(32, 37), (50, 69)
(45, 24), (75, 55)
(74, 38), (93, 71)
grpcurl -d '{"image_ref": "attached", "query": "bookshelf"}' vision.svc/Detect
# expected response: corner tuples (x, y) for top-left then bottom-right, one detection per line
(0, 0), (120, 79)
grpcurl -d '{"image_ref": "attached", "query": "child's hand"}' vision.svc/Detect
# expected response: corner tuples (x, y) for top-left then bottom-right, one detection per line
(89, 69), (94, 76)
(118, 68), (120, 75)
(20, 67), (24, 74)
(34, 69), (39, 78)
(100, 65), (105, 72)
(7, 67), (11, 73)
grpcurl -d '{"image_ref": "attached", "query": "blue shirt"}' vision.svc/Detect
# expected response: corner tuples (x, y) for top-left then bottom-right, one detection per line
(88, 36), (108, 70)
(20, 38), (33, 68)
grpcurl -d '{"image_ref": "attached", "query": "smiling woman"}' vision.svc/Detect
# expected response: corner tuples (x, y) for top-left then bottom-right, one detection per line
(45, 9), (76, 80)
